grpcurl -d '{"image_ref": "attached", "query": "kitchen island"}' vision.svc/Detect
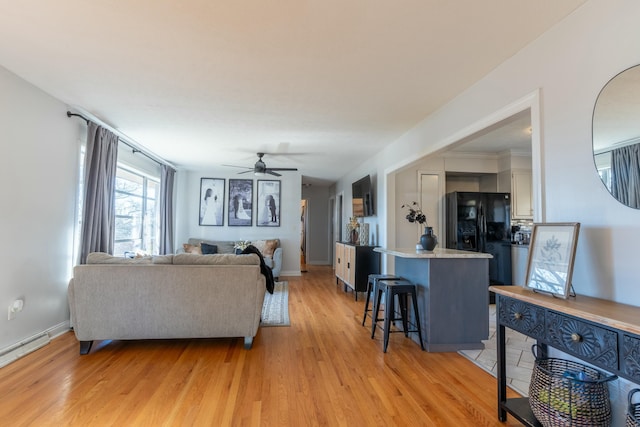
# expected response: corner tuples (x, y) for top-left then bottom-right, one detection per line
(374, 247), (493, 352)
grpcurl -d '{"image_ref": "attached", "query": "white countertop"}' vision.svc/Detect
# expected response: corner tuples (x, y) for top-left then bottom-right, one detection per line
(374, 247), (493, 259)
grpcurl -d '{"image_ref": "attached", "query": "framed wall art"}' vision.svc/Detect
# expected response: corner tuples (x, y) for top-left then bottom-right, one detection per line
(228, 179), (253, 226)
(524, 222), (580, 299)
(257, 180), (281, 227)
(199, 178), (225, 226)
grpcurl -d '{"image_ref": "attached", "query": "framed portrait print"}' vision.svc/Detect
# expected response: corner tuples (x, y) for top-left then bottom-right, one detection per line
(524, 222), (580, 299)
(257, 180), (281, 227)
(228, 179), (253, 226)
(199, 178), (225, 226)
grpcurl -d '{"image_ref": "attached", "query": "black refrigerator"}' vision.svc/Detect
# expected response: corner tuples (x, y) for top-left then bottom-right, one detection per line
(446, 192), (512, 301)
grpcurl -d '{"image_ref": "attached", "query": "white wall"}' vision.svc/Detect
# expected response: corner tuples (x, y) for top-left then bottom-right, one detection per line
(334, 167), (386, 246)
(175, 168), (302, 276)
(342, 1), (640, 305)
(0, 65), (80, 351)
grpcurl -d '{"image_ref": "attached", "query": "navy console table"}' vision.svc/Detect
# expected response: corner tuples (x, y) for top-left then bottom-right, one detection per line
(490, 285), (640, 426)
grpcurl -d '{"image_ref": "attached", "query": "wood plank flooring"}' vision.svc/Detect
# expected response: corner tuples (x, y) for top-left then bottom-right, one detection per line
(0, 265), (522, 426)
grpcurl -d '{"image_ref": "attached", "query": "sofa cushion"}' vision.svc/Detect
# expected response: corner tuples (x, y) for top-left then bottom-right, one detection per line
(173, 253), (260, 265)
(252, 239), (279, 257)
(183, 243), (202, 254)
(87, 252), (152, 264)
(152, 255), (174, 264)
(187, 238), (235, 254)
(200, 243), (218, 254)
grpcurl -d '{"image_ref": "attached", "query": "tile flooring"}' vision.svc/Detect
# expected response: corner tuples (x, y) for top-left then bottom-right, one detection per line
(458, 305), (535, 397)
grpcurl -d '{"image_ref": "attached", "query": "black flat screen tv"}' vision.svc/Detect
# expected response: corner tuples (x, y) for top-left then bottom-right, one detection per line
(352, 175), (374, 217)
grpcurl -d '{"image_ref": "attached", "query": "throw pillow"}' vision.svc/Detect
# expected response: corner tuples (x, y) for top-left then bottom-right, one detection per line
(262, 239), (278, 256)
(201, 243), (218, 254)
(252, 239), (279, 256)
(183, 243), (202, 254)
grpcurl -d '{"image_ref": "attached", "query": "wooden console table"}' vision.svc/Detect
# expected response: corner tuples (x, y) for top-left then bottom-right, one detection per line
(490, 285), (640, 426)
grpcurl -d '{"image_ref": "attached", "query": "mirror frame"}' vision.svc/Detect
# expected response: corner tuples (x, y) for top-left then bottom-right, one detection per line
(592, 64), (640, 209)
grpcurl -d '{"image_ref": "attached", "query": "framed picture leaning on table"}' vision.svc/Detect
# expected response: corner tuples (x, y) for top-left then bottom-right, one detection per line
(524, 222), (580, 299)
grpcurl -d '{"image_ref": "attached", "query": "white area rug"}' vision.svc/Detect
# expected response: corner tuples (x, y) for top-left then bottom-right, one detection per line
(261, 281), (290, 327)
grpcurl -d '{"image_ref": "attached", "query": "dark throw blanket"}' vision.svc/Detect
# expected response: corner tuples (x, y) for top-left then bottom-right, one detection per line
(241, 245), (275, 294)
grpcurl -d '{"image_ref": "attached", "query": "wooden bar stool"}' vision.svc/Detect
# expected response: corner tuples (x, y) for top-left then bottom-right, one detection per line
(362, 274), (401, 326)
(371, 279), (425, 353)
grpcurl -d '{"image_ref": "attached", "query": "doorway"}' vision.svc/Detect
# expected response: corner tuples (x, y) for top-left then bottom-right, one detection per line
(329, 196), (336, 269)
(300, 199), (308, 273)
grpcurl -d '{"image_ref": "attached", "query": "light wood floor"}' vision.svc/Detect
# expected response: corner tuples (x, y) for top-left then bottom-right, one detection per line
(0, 265), (522, 426)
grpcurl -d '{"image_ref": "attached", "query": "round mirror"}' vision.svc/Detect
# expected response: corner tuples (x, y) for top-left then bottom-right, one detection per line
(593, 64), (640, 209)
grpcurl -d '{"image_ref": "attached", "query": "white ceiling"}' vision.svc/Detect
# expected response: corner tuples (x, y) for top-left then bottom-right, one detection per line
(0, 1), (586, 184)
(450, 109), (532, 154)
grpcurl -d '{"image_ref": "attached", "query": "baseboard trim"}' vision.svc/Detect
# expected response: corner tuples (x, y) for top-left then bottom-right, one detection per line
(0, 320), (71, 368)
(280, 270), (302, 277)
(48, 320), (72, 339)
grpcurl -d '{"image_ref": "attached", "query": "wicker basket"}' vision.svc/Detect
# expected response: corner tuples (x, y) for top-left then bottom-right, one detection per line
(528, 345), (617, 427)
(626, 389), (640, 427)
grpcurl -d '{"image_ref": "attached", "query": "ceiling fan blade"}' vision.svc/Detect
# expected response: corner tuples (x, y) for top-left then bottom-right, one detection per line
(267, 167), (298, 171)
(266, 170), (282, 177)
(222, 164), (252, 170)
(237, 170), (253, 174)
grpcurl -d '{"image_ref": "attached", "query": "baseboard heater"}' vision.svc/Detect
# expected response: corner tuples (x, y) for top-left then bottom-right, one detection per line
(0, 332), (50, 368)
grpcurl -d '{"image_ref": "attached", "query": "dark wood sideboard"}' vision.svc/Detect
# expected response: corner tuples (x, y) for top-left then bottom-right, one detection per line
(490, 285), (640, 426)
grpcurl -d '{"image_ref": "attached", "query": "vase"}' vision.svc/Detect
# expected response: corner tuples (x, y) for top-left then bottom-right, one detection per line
(358, 223), (369, 246)
(350, 228), (359, 244)
(420, 227), (438, 251)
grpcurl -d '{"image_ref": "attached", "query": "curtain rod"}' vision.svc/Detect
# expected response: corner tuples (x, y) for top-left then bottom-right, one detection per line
(66, 111), (175, 169)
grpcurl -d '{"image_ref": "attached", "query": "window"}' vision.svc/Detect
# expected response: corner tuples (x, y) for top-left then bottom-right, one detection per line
(594, 152), (612, 191)
(74, 129), (163, 262)
(114, 165), (160, 256)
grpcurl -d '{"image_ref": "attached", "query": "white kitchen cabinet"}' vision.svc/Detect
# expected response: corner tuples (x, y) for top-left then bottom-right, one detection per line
(511, 169), (533, 219)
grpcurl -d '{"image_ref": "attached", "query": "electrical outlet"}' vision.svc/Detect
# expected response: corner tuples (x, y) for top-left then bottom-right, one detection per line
(7, 299), (24, 320)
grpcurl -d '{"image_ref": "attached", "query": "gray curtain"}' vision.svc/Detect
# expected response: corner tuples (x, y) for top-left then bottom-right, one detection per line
(159, 164), (176, 254)
(611, 143), (640, 209)
(79, 123), (119, 264)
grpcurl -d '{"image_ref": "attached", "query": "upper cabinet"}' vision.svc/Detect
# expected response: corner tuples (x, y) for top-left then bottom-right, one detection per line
(511, 169), (533, 219)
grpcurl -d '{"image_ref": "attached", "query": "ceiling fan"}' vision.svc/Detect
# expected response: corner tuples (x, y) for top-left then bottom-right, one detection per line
(225, 153), (298, 177)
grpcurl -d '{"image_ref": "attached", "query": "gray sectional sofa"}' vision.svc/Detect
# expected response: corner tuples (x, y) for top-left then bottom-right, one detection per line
(68, 252), (266, 354)
(182, 237), (282, 279)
